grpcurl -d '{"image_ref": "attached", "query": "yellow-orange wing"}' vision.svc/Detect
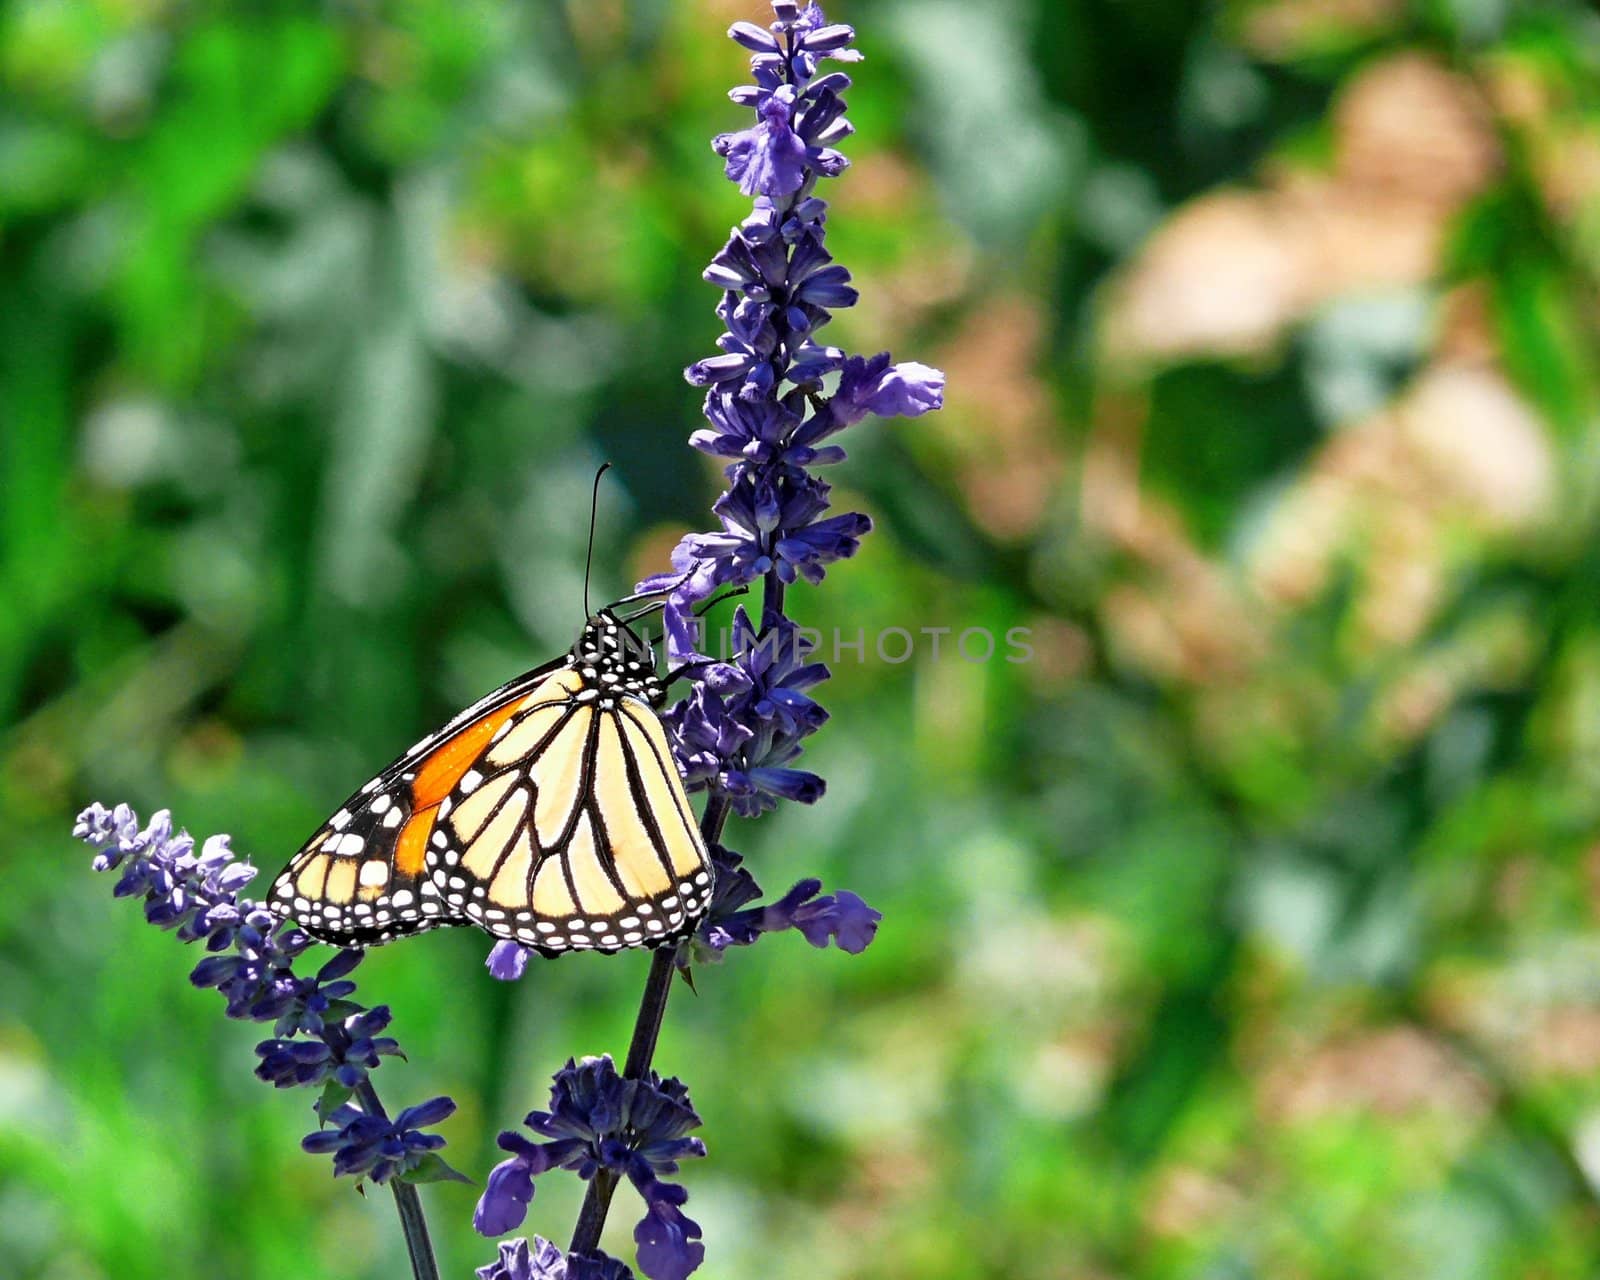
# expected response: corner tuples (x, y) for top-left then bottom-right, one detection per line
(269, 609), (712, 952)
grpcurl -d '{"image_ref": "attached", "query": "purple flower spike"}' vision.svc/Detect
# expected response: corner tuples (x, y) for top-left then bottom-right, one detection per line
(830, 353), (947, 430)
(639, 0), (943, 827)
(727, 21), (779, 54)
(476, 1135), (544, 1235)
(74, 801), (461, 1188)
(255, 1037), (336, 1089)
(475, 4), (933, 1273)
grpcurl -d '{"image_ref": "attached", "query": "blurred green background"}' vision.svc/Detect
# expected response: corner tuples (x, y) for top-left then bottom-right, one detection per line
(8, 0), (1600, 1277)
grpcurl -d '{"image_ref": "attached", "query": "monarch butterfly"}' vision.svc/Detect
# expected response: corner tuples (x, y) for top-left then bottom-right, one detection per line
(267, 605), (712, 955)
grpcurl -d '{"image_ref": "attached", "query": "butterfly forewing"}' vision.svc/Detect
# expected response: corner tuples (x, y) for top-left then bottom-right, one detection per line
(270, 656), (563, 946)
(269, 612), (713, 954)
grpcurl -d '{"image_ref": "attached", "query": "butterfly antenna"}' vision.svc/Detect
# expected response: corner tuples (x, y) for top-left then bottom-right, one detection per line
(585, 462), (611, 618)
(619, 599), (667, 626)
(694, 585), (749, 617)
(619, 583), (746, 632)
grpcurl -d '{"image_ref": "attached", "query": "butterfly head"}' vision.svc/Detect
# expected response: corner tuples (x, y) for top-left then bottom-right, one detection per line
(571, 609), (666, 708)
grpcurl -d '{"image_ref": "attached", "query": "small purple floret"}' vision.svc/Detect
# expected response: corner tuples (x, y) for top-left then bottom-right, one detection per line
(715, 87), (809, 198)
(477, 1237), (635, 1280)
(301, 1095), (460, 1184)
(477, 1237), (567, 1280)
(684, 845), (881, 963)
(487, 938), (534, 981)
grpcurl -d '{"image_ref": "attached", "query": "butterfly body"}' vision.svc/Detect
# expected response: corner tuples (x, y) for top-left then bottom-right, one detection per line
(269, 610), (712, 954)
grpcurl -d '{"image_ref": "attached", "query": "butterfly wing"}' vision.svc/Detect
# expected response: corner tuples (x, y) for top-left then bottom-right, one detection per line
(271, 646), (714, 952)
(431, 682), (713, 952)
(269, 657), (567, 946)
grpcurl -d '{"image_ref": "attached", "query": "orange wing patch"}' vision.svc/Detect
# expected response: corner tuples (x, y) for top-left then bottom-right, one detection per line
(391, 691), (544, 877)
(394, 805), (437, 879)
(414, 697), (528, 808)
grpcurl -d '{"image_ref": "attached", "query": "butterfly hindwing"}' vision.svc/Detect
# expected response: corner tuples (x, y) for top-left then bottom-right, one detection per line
(274, 782), (428, 947)
(429, 681), (712, 951)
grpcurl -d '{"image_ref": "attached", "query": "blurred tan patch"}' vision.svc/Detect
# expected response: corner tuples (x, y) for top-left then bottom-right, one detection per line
(836, 149), (924, 218)
(1248, 360), (1553, 653)
(1145, 1165), (1245, 1240)
(1102, 54), (1498, 363)
(958, 910), (1123, 1025)
(354, 25), (418, 88)
(1239, 0), (1402, 60)
(1017, 614), (1093, 693)
(928, 294), (1065, 541)
(1584, 842), (1600, 921)
(1258, 1025), (1490, 1122)
(1436, 282), (1498, 365)
(1100, 191), (1304, 361)
(694, 0), (757, 26)
(1332, 53), (1497, 208)
(1493, 856), (1537, 921)
(832, 154), (975, 327)
(1532, 127), (1600, 229)
(850, 1143), (936, 1209)
(1429, 938), (1600, 1114)
(1398, 363), (1553, 525)
(169, 718), (245, 790)
(1103, 580), (1264, 685)
(1521, 1006), (1600, 1078)
(1017, 1031), (1122, 1122)
(1373, 664), (1455, 744)
(0, 737), (73, 822)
